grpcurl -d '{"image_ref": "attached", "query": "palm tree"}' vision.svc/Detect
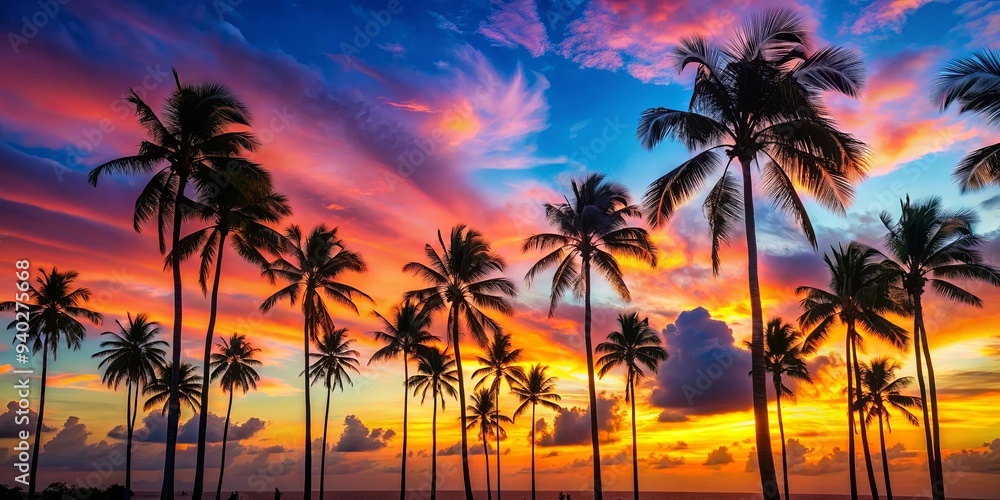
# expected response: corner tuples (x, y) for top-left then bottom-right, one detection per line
(89, 71), (257, 500)
(855, 357), (922, 500)
(522, 174), (656, 500)
(1, 268), (102, 500)
(404, 225), (517, 500)
(876, 196), (1000, 499)
(308, 326), (360, 500)
(635, 10), (869, 498)
(465, 388), (513, 500)
(92, 313), (167, 500)
(209, 333), (262, 500)
(369, 299), (437, 500)
(758, 318), (812, 500)
(596, 312), (667, 500)
(932, 48), (1000, 190)
(797, 242), (908, 500)
(408, 347), (459, 500)
(472, 331), (526, 500)
(260, 224), (371, 498)
(144, 362), (203, 415)
(172, 163), (289, 497)
(511, 364), (561, 500)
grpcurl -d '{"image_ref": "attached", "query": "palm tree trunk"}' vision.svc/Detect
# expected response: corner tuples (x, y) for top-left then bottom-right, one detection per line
(215, 391), (234, 500)
(125, 382), (134, 500)
(846, 324), (858, 500)
(917, 305), (945, 500)
(401, 355), (409, 500)
(739, 157), (780, 500)
(195, 228), (228, 500)
(431, 391), (438, 500)
(851, 335), (880, 499)
(582, 254), (604, 500)
(303, 298), (314, 499)
(531, 402), (536, 500)
(320, 374), (332, 500)
(878, 411), (893, 500)
(484, 429), (493, 500)
(911, 297), (938, 498)
(162, 171), (189, 500)
(775, 378), (789, 500)
(495, 391), (502, 500)
(27, 340), (48, 500)
(629, 378), (639, 500)
(453, 306), (474, 500)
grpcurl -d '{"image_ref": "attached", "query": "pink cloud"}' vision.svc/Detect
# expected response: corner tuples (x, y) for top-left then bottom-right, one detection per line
(478, 0), (550, 57)
(850, 0), (933, 35)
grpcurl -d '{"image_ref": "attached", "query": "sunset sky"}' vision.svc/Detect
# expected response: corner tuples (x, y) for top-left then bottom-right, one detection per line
(0, 0), (999, 496)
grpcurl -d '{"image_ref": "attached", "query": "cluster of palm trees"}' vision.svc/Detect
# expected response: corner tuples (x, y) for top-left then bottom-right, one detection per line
(4, 7), (1000, 500)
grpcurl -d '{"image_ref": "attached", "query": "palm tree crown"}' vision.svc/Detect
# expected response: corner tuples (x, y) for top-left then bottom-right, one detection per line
(409, 347), (460, 408)
(2, 268), (103, 355)
(932, 48), (1000, 190)
(210, 333), (262, 395)
(309, 327), (361, 390)
(144, 362), (203, 415)
(856, 358), (922, 430)
(760, 318), (811, 401)
(370, 299), (438, 365)
(511, 364), (561, 417)
(473, 331), (526, 396)
(93, 313), (167, 390)
(596, 313), (668, 402)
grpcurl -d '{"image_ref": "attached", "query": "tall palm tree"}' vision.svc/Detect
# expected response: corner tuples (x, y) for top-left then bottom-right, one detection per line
(932, 48), (1000, 191)
(308, 326), (360, 500)
(92, 313), (167, 500)
(1, 268), (102, 500)
(465, 388), (513, 500)
(797, 242), (908, 500)
(596, 313), (667, 500)
(369, 299), (437, 500)
(472, 331), (526, 500)
(209, 333), (262, 500)
(876, 196), (1000, 499)
(172, 163), (290, 498)
(144, 362), (203, 415)
(522, 174), (656, 500)
(511, 364), (561, 500)
(855, 357), (922, 500)
(260, 224), (371, 498)
(635, 10), (869, 498)
(758, 318), (812, 500)
(404, 225), (517, 500)
(408, 347), (459, 500)
(89, 71), (257, 500)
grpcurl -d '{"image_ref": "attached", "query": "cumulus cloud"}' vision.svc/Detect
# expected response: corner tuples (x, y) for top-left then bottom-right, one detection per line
(437, 441), (485, 456)
(0, 401), (55, 437)
(650, 308), (752, 416)
(703, 445), (735, 467)
(332, 415), (396, 452)
(535, 393), (624, 446)
(796, 447), (850, 476)
(944, 438), (1000, 474)
(109, 412), (266, 443)
(646, 452), (685, 469)
(746, 439), (814, 473)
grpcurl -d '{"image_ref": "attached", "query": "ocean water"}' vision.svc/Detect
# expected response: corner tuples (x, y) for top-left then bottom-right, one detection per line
(132, 492), (962, 500)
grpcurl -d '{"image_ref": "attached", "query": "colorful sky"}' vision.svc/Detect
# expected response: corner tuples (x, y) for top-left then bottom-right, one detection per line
(1, 0), (999, 496)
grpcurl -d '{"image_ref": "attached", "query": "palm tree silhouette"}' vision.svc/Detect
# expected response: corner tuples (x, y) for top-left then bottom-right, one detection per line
(596, 313), (667, 500)
(144, 362), (203, 415)
(369, 298), (437, 500)
(1, 268), (102, 500)
(855, 357), (922, 500)
(932, 48), (1000, 190)
(511, 364), (561, 500)
(635, 10), (869, 498)
(308, 326), (360, 499)
(876, 196), (1000, 499)
(798, 242), (907, 500)
(465, 388), (513, 500)
(209, 333), (262, 500)
(473, 331), (526, 500)
(260, 224), (371, 498)
(89, 70), (257, 500)
(92, 313), (167, 500)
(170, 162), (289, 495)
(408, 347), (459, 500)
(758, 318), (811, 500)
(404, 225), (517, 500)
(522, 173), (655, 500)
